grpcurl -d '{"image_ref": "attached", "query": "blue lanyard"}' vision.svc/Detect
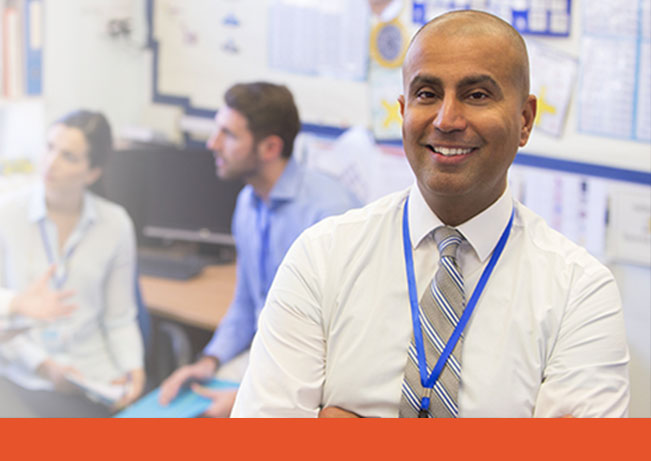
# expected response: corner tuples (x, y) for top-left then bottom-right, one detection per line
(38, 219), (82, 290)
(402, 197), (514, 416)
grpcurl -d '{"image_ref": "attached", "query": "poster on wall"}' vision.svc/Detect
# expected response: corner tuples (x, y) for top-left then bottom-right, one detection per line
(268, 0), (369, 81)
(635, 40), (650, 141)
(154, 0), (267, 108)
(369, 65), (403, 140)
(527, 40), (577, 137)
(510, 165), (608, 260)
(368, 6), (411, 140)
(577, 0), (650, 142)
(608, 187), (651, 266)
(412, 0), (572, 36)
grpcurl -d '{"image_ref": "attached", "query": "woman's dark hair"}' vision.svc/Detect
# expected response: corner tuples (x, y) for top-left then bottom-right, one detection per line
(54, 110), (113, 169)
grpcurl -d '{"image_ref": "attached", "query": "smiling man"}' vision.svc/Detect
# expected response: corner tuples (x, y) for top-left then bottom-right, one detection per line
(231, 11), (629, 418)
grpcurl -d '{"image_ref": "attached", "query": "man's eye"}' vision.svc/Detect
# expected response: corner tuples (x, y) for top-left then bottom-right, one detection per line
(468, 91), (488, 100)
(63, 151), (79, 162)
(416, 90), (436, 99)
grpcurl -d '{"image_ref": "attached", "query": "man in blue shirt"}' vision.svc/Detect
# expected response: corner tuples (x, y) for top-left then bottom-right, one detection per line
(158, 82), (359, 416)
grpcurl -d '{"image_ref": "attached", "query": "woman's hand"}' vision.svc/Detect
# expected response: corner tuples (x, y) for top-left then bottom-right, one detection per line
(9, 266), (77, 320)
(111, 368), (145, 411)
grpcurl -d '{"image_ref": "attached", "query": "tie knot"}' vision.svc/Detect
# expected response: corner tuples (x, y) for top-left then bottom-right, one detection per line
(433, 226), (463, 259)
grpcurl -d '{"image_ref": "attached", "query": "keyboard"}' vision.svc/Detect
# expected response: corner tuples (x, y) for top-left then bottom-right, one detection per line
(137, 252), (205, 280)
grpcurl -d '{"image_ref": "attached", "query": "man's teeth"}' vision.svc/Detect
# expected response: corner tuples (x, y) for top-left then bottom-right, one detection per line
(433, 146), (473, 156)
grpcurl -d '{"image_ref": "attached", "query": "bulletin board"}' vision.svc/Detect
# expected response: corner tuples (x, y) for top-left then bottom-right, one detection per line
(147, 0), (580, 131)
(148, 0), (374, 129)
(146, 0), (650, 177)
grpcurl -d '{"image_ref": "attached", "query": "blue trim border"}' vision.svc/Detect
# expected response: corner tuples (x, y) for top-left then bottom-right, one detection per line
(514, 152), (650, 185)
(146, 0), (216, 118)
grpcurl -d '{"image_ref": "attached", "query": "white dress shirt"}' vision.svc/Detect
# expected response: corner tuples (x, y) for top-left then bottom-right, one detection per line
(0, 183), (144, 390)
(232, 184), (629, 417)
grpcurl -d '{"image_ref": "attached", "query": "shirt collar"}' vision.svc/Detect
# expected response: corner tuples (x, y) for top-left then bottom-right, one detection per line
(266, 157), (302, 203)
(408, 183), (513, 262)
(408, 183), (444, 249)
(28, 181), (98, 226)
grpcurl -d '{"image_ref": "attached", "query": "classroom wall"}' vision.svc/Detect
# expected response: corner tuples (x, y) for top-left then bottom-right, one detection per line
(26, 0), (651, 417)
(42, 0), (181, 140)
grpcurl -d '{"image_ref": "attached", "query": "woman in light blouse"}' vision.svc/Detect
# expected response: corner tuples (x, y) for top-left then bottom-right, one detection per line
(0, 110), (144, 417)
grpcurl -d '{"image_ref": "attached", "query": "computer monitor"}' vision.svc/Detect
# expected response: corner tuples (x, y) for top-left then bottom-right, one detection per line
(99, 147), (148, 241)
(102, 144), (243, 248)
(141, 146), (243, 246)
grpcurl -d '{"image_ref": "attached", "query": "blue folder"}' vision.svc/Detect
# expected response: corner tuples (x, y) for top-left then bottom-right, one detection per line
(24, 0), (43, 95)
(115, 378), (239, 418)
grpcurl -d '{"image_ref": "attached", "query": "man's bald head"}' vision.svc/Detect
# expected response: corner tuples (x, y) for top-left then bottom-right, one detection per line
(406, 10), (531, 100)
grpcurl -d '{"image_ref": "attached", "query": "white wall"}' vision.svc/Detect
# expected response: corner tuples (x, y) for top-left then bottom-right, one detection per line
(612, 263), (651, 417)
(43, 0), (180, 140)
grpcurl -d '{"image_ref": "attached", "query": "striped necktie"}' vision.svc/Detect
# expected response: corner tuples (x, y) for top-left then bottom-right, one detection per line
(399, 226), (465, 418)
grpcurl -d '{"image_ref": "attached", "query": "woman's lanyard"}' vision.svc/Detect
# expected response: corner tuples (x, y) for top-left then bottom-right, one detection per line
(402, 197), (514, 416)
(38, 219), (82, 290)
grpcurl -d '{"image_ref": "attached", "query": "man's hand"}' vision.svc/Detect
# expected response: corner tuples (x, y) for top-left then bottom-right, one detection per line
(9, 266), (77, 320)
(318, 406), (361, 418)
(112, 368), (146, 411)
(191, 385), (238, 418)
(158, 356), (218, 406)
(36, 358), (82, 393)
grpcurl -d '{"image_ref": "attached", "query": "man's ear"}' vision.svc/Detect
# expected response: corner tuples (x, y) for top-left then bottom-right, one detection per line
(398, 94), (405, 118)
(85, 167), (103, 187)
(519, 94), (537, 147)
(257, 134), (284, 162)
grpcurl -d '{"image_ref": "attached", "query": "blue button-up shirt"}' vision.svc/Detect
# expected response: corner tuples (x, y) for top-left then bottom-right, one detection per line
(203, 158), (360, 364)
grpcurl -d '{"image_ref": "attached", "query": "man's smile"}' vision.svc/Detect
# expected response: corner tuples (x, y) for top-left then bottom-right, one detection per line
(428, 144), (476, 156)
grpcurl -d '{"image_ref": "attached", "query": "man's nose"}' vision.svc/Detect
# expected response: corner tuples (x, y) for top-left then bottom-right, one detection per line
(432, 95), (467, 133)
(43, 151), (60, 170)
(206, 131), (221, 152)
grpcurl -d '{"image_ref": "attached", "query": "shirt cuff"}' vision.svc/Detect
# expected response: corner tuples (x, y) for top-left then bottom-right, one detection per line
(203, 336), (240, 366)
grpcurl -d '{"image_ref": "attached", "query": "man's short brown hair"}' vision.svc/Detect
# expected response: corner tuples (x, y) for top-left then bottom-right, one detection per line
(224, 82), (301, 158)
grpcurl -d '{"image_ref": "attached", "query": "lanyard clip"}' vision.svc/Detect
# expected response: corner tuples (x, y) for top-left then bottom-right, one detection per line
(419, 387), (432, 418)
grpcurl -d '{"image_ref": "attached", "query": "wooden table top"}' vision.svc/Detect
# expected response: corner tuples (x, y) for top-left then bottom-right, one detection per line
(139, 263), (236, 331)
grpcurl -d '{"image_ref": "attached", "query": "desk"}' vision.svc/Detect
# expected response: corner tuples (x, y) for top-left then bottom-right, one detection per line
(139, 264), (236, 331)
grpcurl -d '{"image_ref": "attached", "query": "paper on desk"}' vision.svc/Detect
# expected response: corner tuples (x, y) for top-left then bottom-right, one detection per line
(65, 374), (128, 406)
(114, 378), (239, 418)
